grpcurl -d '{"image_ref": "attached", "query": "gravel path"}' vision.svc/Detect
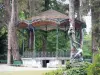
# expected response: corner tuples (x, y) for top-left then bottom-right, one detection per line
(0, 64), (57, 72)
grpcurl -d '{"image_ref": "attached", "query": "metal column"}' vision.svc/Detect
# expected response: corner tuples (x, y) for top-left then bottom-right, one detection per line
(33, 27), (36, 57)
(22, 29), (25, 54)
(56, 24), (59, 57)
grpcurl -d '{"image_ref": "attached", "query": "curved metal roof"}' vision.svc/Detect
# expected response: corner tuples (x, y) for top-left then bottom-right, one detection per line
(17, 9), (86, 30)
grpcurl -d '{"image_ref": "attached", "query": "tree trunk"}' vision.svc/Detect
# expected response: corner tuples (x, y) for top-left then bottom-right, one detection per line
(28, 0), (32, 17)
(7, 0), (20, 64)
(75, 0), (83, 20)
(11, 0), (20, 60)
(77, 0), (83, 48)
(4, 0), (11, 26)
(7, 24), (12, 64)
(11, 27), (20, 60)
(75, 0), (80, 20)
(6, 0), (12, 65)
(79, 0), (83, 21)
(69, 0), (75, 62)
(91, 1), (99, 62)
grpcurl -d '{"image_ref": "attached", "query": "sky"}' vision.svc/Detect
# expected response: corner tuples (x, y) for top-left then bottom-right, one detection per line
(83, 16), (91, 34)
(57, 0), (69, 4)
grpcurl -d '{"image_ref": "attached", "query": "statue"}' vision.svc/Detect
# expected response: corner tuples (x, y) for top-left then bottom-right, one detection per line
(68, 27), (83, 62)
(74, 48), (83, 61)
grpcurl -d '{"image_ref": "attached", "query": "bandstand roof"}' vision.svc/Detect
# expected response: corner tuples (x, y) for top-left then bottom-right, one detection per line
(32, 9), (68, 20)
(18, 9), (86, 31)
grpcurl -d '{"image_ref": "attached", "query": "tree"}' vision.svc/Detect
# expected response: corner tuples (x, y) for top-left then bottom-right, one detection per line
(7, 0), (20, 65)
(68, 0), (89, 62)
(91, 0), (100, 62)
(68, 0), (76, 62)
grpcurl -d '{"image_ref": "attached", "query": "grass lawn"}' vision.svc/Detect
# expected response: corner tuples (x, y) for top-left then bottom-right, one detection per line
(0, 70), (50, 75)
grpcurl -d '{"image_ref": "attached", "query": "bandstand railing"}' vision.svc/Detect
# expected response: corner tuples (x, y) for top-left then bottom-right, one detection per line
(22, 50), (70, 58)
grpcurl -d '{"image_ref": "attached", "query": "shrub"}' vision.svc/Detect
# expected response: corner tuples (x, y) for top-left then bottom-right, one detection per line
(44, 69), (63, 75)
(66, 67), (81, 75)
(44, 61), (91, 75)
(65, 62), (90, 75)
(87, 53), (100, 75)
(65, 60), (72, 70)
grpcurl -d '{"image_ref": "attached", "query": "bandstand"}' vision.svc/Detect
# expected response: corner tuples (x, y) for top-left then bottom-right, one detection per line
(18, 9), (86, 68)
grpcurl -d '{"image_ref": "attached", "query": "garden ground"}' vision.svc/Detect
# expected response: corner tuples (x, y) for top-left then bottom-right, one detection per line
(0, 64), (57, 75)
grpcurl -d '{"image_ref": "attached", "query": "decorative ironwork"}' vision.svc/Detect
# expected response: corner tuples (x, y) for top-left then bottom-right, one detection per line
(22, 51), (70, 58)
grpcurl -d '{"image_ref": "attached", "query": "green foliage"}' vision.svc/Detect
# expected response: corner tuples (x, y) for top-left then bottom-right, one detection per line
(66, 68), (82, 75)
(19, 11), (25, 20)
(87, 64), (94, 75)
(35, 30), (70, 51)
(65, 61), (91, 75)
(65, 60), (72, 70)
(44, 61), (91, 75)
(83, 34), (92, 59)
(58, 30), (70, 51)
(35, 30), (45, 51)
(44, 69), (63, 75)
(44, 0), (65, 12)
(17, 27), (70, 52)
(47, 30), (56, 51)
(18, 0), (44, 19)
(0, 26), (7, 59)
(87, 53), (100, 75)
(17, 29), (30, 54)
